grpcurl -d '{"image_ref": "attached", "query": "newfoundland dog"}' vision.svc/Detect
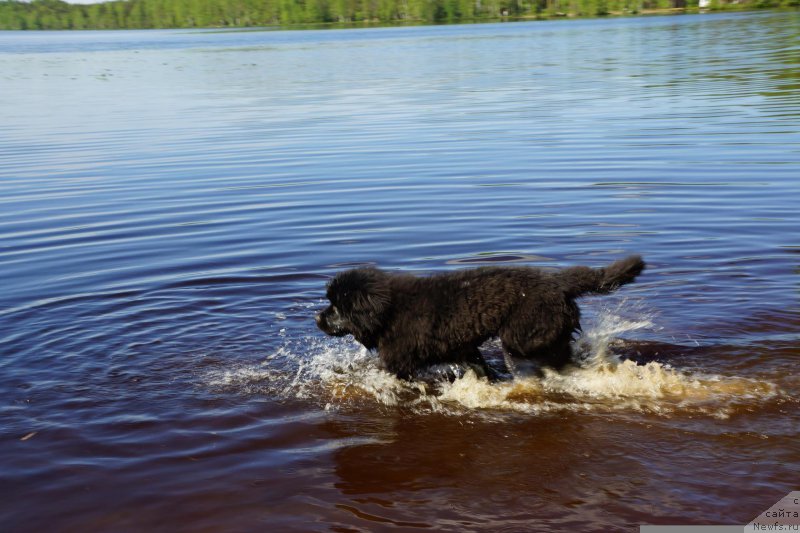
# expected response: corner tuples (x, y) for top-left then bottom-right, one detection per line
(316, 255), (645, 380)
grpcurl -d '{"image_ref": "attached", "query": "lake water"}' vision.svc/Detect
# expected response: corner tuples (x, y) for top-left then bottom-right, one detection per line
(1, 11), (799, 531)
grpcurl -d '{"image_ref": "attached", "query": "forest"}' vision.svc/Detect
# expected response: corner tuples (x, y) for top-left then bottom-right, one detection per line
(0, 0), (797, 30)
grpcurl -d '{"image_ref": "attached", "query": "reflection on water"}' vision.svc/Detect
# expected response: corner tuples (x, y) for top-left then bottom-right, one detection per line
(1, 10), (799, 532)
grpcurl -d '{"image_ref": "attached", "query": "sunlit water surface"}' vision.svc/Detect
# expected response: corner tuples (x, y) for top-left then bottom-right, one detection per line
(1, 11), (799, 531)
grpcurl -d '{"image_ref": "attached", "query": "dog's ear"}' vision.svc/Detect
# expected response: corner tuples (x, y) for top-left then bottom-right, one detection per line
(328, 267), (391, 318)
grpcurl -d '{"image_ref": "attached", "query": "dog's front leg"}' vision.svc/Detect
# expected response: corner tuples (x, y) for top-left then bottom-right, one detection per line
(378, 344), (415, 381)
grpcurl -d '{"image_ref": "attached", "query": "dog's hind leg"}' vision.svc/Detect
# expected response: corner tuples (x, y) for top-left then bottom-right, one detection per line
(537, 338), (573, 370)
(500, 331), (574, 372)
(461, 346), (501, 381)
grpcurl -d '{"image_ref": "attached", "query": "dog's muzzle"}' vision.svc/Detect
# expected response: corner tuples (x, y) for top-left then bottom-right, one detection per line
(316, 310), (346, 336)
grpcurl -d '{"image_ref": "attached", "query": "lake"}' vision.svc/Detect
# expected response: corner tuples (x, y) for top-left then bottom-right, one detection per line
(1, 11), (799, 531)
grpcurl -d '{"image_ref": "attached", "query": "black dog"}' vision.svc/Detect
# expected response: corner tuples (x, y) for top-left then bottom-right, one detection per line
(316, 255), (645, 380)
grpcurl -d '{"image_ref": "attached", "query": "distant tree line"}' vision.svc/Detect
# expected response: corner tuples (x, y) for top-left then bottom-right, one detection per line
(0, 0), (796, 30)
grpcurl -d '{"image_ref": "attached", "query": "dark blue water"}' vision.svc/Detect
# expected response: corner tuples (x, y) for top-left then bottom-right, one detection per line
(1, 12), (799, 531)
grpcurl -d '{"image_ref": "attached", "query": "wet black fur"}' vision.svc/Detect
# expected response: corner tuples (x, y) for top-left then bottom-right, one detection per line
(316, 255), (645, 380)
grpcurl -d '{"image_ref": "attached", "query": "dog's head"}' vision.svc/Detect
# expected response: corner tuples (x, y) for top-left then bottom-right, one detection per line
(315, 267), (391, 348)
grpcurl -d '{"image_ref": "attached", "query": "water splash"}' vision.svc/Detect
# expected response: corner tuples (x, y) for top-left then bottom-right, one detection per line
(206, 301), (781, 418)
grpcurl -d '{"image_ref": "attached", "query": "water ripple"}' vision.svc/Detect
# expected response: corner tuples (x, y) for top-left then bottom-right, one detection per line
(2, 12), (799, 531)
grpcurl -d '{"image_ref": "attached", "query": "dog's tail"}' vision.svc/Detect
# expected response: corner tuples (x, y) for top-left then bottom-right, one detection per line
(559, 255), (645, 297)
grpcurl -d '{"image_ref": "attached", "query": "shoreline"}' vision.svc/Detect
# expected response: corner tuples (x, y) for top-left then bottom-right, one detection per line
(198, 7), (798, 34)
(0, 2), (796, 31)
